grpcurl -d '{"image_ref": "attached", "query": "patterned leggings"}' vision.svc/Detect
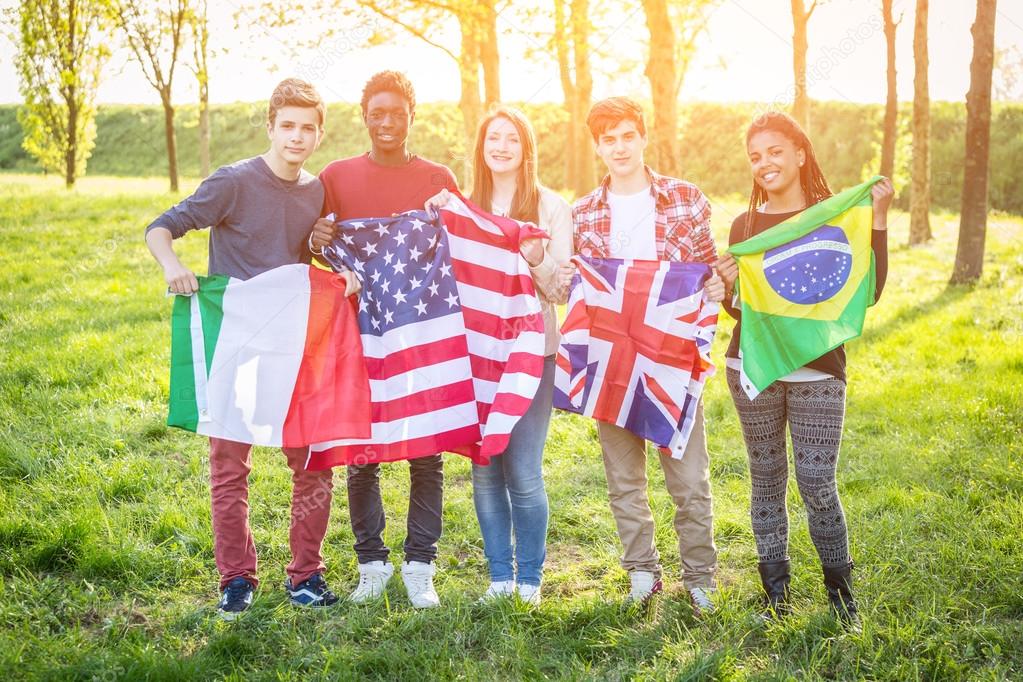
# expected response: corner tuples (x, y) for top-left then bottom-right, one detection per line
(726, 368), (851, 567)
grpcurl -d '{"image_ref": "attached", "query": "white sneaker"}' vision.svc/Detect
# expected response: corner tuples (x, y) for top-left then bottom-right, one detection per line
(478, 580), (516, 603)
(401, 561), (440, 609)
(688, 586), (718, 616)
(517, 583), (541, 606)
(627, 570), (663, 603)
(349, 560), (393, 603)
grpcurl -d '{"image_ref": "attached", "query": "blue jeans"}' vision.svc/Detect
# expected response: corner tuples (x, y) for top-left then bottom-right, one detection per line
(471, 356), (554, 586)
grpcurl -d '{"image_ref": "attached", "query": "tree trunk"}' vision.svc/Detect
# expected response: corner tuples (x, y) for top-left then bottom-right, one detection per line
(199, 81), (210, 178)
(479, 1), (500, 108)
(881, 0), (898, 179)
(909, 0), (931, 245)
(572, 0), (594, 193)
(457, 16), (483, 189)
(791, 0), (812, 132)
(951, 0), (997, 284)
(65, 86), (78, 189)
(642, 0), (679, 177)
(161, 89), (179, 192)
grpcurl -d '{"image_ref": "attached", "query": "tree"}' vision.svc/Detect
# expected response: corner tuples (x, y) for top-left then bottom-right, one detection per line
(951, 0), (998, 284)
(13, 0), (110, 188)
(790, 0), (818, 131)
(909, 0), (931, 245)
(641, 0), (717, 178)
(880, 0), (902, 179)
(553, 0), (594, 195)
(111, 0), (190, 192)
(189, 0), (210, 178)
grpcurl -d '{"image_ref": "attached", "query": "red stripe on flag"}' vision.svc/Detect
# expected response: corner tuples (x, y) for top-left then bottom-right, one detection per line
(363, 335), (469, 380)
(282, 268), (372, 448)
(306, 424), (484, 469)
(469, 352), (545, 384)
(462, 307), (544, 340)
(450, 258), (535, 297)
(373, 380), (476, 422)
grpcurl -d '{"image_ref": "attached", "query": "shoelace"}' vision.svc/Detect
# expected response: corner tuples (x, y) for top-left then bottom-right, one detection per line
(224, 581), (250, 600)
(404, 572), (432, 593)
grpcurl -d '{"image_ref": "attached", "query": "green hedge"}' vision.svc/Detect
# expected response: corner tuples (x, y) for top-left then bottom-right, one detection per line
(2, 100), (1021, 213)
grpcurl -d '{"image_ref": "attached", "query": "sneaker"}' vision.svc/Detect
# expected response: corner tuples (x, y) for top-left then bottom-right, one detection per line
(285, 573), (340, 608)
(401, 561), (440, 609)
(478, 580), (516, 603)
(688, 586), (718, 616)
(349, 560), (394, 603)
(217, 577), (254, 620)
(517, 583), (541, 606)
(627, 570), (663, 603)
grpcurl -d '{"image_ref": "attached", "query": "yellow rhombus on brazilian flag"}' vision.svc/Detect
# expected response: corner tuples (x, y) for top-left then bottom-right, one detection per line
(728, 176), (883, 399)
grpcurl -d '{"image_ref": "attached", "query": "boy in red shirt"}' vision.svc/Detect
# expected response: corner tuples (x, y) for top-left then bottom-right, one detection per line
(310, 71), (458, 609)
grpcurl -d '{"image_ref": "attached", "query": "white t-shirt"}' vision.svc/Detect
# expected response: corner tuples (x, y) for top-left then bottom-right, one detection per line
(607, 187), (657, 259)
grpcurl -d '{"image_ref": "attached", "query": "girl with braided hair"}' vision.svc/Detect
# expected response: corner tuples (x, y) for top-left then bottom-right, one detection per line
(715, 111), (894, 626)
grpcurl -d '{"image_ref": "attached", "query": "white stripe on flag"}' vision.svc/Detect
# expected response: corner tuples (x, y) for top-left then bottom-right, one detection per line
(456, 280), (540, 317)
(472, 371), (541, 406)
(188, 294), (212, 424)
(358, 313), (464, 360)
(310, 400), (480, 449)
(369, 357), (473, 398)
(465, 330), (545, 362)
(197, 266), (311, 445)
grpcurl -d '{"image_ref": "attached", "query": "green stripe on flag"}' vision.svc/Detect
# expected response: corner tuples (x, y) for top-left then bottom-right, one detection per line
(167, 275), (228, 433)
(728, 176), (882, 257)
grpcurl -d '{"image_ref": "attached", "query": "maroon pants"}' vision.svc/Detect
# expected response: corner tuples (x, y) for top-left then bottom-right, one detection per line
(209, 437), (333, 589)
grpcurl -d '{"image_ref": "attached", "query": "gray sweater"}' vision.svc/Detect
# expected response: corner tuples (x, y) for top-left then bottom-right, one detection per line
(145, 156), (324, 280)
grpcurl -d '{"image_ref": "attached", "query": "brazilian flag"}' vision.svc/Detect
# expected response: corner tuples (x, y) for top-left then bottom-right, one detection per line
(728, 176), (882, 398)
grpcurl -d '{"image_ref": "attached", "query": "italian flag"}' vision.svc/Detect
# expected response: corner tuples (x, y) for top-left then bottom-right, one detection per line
(168, 264), (372, 448)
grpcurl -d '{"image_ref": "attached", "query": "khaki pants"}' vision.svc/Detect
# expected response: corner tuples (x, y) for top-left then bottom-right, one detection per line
(598, 403), (717, 588)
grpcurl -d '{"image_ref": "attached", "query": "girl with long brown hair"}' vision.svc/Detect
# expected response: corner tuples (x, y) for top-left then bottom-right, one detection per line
(716, 111), (894, 626)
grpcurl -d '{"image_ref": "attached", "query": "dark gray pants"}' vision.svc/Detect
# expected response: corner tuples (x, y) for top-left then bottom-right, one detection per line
(727, 368), (851, 567)
(347, 454), (444, 564)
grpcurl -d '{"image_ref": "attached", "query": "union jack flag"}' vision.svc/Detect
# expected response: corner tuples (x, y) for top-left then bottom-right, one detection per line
(554, 256), (718, 458)
(306, 195), (547, 469)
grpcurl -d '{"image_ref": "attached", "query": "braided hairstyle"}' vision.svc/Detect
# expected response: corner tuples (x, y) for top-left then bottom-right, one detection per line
(743, 111), (832, 240)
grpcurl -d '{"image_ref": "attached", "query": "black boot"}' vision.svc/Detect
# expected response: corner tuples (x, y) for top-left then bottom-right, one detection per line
(822, 561), (859, 627)
(757, 559), (791, 620)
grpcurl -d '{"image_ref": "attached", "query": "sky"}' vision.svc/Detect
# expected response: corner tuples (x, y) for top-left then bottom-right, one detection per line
(1, 0), (1022, 106)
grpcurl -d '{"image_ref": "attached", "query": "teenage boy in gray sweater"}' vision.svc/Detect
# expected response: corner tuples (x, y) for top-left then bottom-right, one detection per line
(145, 78), (358, 619)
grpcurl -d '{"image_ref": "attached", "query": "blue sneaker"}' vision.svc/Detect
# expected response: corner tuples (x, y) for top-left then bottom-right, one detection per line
(218, 577), (254, 620)
(285, 573), (340, 607)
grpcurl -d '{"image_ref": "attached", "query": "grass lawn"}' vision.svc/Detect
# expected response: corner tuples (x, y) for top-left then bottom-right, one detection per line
(0, 173), (1021, 681)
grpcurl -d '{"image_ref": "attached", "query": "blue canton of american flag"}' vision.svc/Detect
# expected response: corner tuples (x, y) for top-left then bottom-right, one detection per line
(327, 213), (462, 334)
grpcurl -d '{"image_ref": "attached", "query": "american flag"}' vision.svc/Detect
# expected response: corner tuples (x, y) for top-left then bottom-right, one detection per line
(553, 256), (718, 458)
(306, 195), (547, 469)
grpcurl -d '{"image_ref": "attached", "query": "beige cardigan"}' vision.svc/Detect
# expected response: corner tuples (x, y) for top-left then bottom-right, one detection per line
(529, 187), (573, 356)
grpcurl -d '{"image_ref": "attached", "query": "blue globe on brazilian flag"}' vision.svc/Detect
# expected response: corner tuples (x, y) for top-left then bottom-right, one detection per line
(728, 176), (883, 398)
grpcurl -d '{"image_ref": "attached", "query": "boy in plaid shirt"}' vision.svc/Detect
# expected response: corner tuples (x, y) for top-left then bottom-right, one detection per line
(571, 97), (724, 613)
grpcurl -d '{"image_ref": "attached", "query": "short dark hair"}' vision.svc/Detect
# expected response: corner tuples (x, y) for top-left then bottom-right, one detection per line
(268, 78), (325, 127)
(586, 96), (646, 142)
(360, 70), (416, 116)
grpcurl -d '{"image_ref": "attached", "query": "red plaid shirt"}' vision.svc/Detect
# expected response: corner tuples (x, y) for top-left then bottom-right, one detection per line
(571, 166), (717, 265)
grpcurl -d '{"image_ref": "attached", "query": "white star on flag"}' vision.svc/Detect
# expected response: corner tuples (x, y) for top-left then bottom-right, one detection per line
(445, 292), (459, 308)
(414, 300), (428, 316)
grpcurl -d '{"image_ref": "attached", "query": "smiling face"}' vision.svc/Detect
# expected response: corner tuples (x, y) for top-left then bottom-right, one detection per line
(593, 119), (647, 180)
(481, 116), (523, 176)
(363, 91), (413, 155)
(266, 105), (322, 166)
(747, 130), (805, 197)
